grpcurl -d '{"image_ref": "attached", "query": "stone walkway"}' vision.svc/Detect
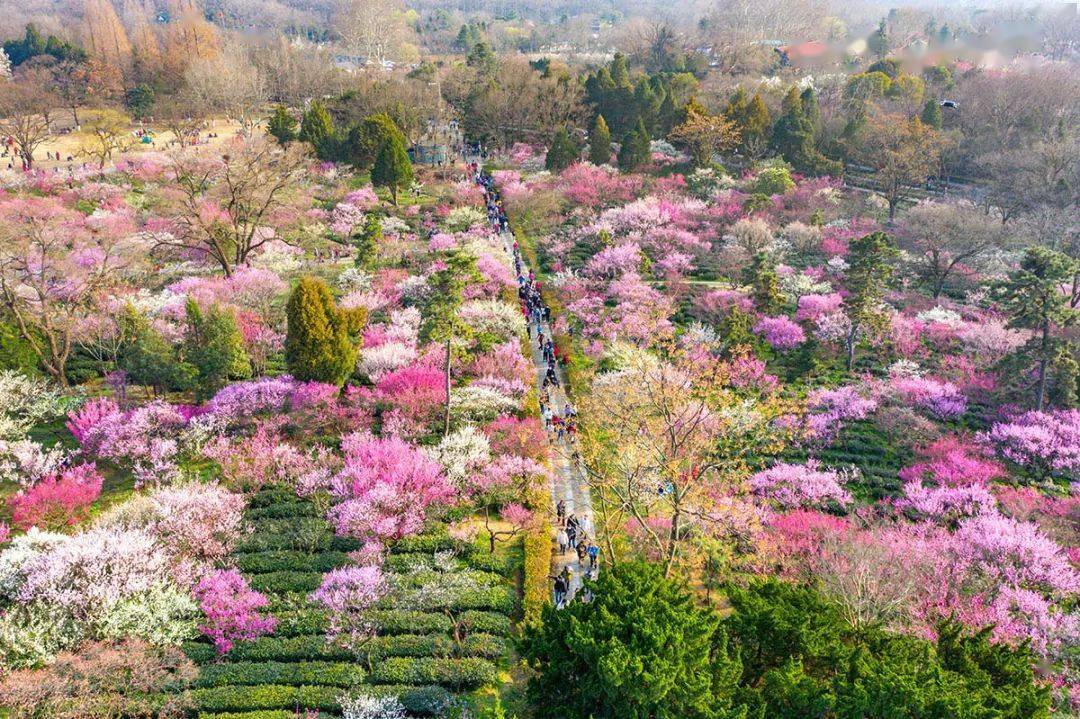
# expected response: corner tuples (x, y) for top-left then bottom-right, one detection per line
(498, 231), (597, 603)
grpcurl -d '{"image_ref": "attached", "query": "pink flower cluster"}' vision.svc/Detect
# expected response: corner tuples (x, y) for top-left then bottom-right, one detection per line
(194, 569), (277, 655)
(889, 376), (968, 420)
(754, 316), (806, 350)
(982, 410), (1080, 478)
(327, 434), (456, 543)
(750, 460), (853, 509)
(9, 463), (104, 531)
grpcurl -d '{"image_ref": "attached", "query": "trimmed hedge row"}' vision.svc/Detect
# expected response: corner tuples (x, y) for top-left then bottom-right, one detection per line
(522, 526), (552, 627)
(367, 657), (498, 690)
(236, 551), (349, 575)
(184, 633), (507, 666)
(191, 684), (451, 716)
(365, 610), (452, 635)
(247, 571), (324, 594)
(247, 488), (301, 508)
(184, 637), (352, 665)
(197, 708), (332, 712)
(245, 501), (321, 520)
(194, 661), (364, 689)
(235, 531), (361, 554)
(190, 685), (341, 713)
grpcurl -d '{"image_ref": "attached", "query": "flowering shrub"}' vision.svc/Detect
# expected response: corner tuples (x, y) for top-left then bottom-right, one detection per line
(899, 437), (1004, 487)
(310, 565), (386, 646)
(888, 376), (968, 420)
(981, 410), (1080, 479)
(804, 386), (877, 444)
(795, 293), (843, 322)
(750, 461), (854, 509)
(483, 415), (547, 461)
(953, 514), (1079, 597)
(340, 693), (406, 719)
(193, 569), (276, 655)
(9, 464), (104, 531)
(896, 481), (998, 524)
(148, 482), (245, 564)
(753, 316), (806, 350)
(328, 434), (456, 543)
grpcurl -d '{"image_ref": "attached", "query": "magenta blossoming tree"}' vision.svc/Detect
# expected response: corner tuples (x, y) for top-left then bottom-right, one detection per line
(753, 316), (807, 350)
(193, 569), (277, 655)
(310, 565), (386, 648)
(327, 434), (457, 544)
(981, 410), (1080, 480)
(750, 460), (854, 509)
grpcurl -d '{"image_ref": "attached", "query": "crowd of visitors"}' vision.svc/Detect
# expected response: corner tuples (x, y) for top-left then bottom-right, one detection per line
(472, 162), (599, 609)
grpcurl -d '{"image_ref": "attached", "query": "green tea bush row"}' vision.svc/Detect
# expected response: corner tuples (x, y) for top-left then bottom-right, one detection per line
(194, 661), (364, 689)
(367, 657), (497, 690)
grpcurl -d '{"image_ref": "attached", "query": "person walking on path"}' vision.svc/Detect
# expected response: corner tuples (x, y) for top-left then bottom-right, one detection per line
(556, 527), (569, 554)
(556, 499), (566, 526)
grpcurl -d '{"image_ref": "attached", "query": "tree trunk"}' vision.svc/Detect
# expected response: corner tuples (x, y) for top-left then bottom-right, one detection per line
(1036, 317), (1050, 412)
(443, 338), (452, 436)
(71, 105), (80, 128)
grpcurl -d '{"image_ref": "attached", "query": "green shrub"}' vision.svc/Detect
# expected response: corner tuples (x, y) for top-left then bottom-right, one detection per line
(248, 488), (302, 508)
(190, 685), (341, 713)
(236, 551), (349, 575)
(194, 661), (364, 688)
(236, 531), (360, 554)
(247, 571), (324, 594)
(522, 526), (552, 627)
(197, 708), (332, 712)
(367, 610), (453, 635)
(458, 611), (513, 636)
(389, 534), (460, 555)
(183, 636), (352, 665)
(271, 610), (329, 637)
(368, 658), (498, 690)
(245, 502), (320, 520)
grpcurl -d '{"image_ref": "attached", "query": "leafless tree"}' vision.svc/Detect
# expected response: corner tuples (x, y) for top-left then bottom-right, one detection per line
(152, 139), (307, 277)
(0, 79), (56, 169)
(184, 46), (266, 136)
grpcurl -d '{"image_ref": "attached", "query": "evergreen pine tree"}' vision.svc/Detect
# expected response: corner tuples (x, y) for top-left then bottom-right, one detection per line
(267, 105), (297, 145)
(299, 101), (334, 147)
(617, 118), (650, 173)
(920, 98), (943, 129)
(420, 250), (479, 436)
(371, 134), (414, 205)
(285, 277), (356, 387)
(353, 213), (382, 270)
(588, 115), (612, 165)
(184, 299), (251, 400)
(746, 251), (784, 314)
(545, 127), (578, 172)
(118, 306), (195, 395)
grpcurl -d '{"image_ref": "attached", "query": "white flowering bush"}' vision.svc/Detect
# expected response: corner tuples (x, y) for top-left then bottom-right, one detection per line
(0, 371), (69, 441)
(428, 426), (491, 488)
(340, 693), (407, 719)
(0, 529), (69, 603)
(0, 439), (70, 486)
(443, 206), (487, 233)
(0, 601), (82, 668)
(358, 343), (417, 382)
(915, 306), (964, 326)
(460, 300), (527, 342)
(338, 267), (374, 293)
(95, 583), (198, 645)
(449, 386), (519, 424)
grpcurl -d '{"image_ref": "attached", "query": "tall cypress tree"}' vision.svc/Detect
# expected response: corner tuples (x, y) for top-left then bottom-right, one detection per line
(371, 134), (414, 205)
(618, 118), (650, 173)
(545, 127), (578, 172)
(185, 299), (251, 400)
(588, 114), (612, 165)
(420, 250), (479, 436)
(267, 106), (297, 145)
(299, 101), (333, 147)
(285, 277), (356, 387)
(920, 98), (943, 129)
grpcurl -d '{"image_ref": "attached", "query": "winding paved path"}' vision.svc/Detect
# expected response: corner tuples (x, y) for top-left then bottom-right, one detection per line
(497, 229), (596, 603)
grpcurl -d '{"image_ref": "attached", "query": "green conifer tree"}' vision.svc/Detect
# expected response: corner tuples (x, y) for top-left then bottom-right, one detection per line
(267, 106), (297, 145)
(617, 118), (650, 173)
(545, 127), (578, 172)
(285, 277), (356, 387)
(184, 300), (251, 400)
(588, 114), (612, 165)
(371, 134), (414, 205)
